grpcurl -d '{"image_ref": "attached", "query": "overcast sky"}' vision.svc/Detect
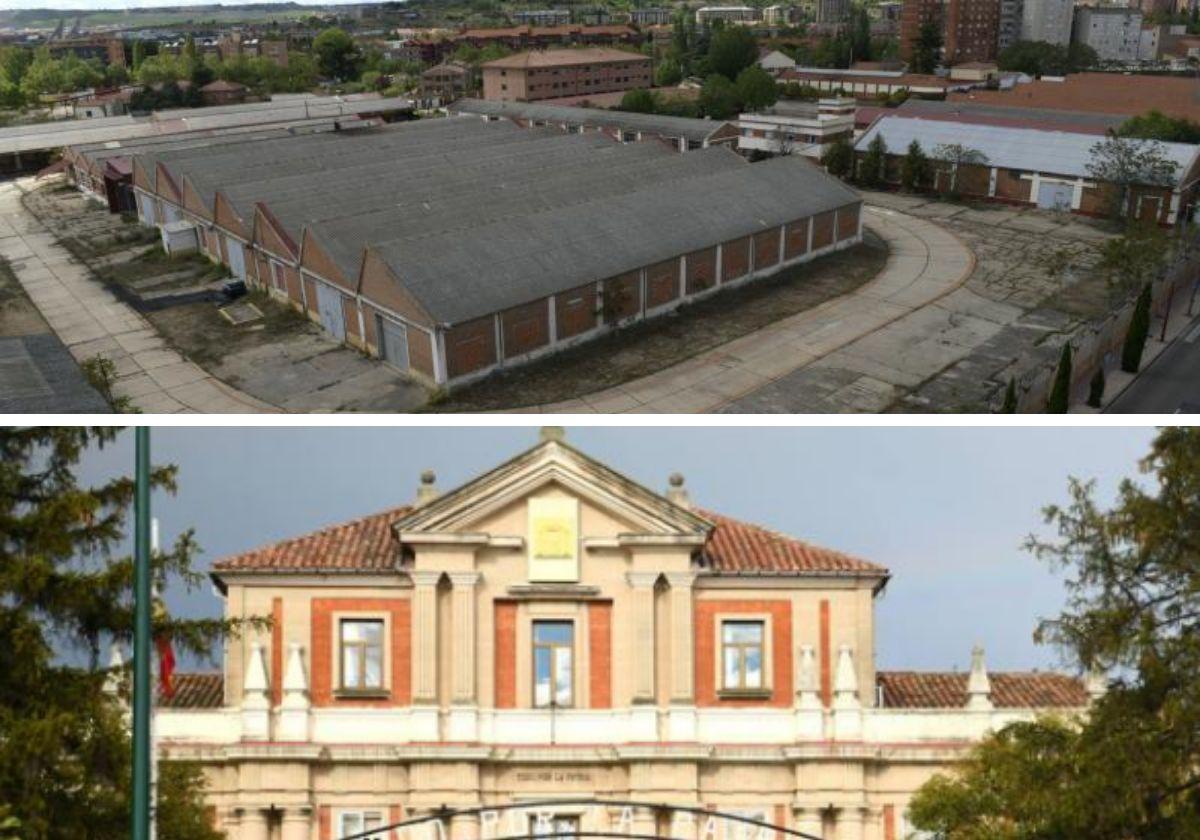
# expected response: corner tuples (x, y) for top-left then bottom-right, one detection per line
(71, 425), (1157, 675)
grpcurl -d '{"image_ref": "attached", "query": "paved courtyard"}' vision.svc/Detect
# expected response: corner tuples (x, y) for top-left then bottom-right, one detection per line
(13, 179), (428, 413)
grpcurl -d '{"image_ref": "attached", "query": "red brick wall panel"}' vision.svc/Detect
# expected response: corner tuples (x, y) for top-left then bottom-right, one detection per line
(310, 598), (411, 707)
(812, 212), (836, 251)
(588, 601), (612, 709)
(695, 599), (792, 707)
(753, 228), (781, 271)
(501, 298), (550, 358)
(495, 601), (518, 709)
(884, 805), (895, 840)
(603, 271), (641, 322)
(446, 315), (497, 379)
(685, 247), (717, 295)
(837, 204), (860, 241)
(820, 599), (831, 707)
(645, 258), (680, 309)
(722, 236), (750, 281)
(784, 219), (809, 260)
(556, 282), (599, 340)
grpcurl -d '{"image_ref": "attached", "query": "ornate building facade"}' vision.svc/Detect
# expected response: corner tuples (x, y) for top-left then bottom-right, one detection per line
(155, 432), (1095, 840)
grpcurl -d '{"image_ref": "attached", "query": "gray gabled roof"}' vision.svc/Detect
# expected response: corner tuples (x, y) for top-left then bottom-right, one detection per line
(365, 154), (857, 325)
(451, 97), (734, 143)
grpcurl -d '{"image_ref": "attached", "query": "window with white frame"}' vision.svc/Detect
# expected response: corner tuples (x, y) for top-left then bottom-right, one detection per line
(532, 620), (573, 707)
(339, 618), (384, 691)
(339, 810), (386, 839)
(721, 620), (765, 691)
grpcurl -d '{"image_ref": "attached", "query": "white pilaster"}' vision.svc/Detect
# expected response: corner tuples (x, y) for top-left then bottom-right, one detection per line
(411, 570), (441, 705)
(627, 571), (658, 704)
(278, 642), (310, 742)
(832, 644), (861, 740)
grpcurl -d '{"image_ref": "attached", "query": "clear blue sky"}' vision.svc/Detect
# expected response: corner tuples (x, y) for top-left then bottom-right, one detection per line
(74, 426), (1157, 674)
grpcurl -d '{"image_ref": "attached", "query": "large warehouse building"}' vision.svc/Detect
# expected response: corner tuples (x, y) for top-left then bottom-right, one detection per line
(81, 116), (863, 388)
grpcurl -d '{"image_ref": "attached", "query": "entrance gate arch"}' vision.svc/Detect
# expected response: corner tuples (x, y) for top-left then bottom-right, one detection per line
(340, 798), (822, 840)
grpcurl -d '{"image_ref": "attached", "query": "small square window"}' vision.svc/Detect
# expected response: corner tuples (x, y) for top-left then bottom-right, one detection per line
(340, 618), (384, 691)
(722, 620), (765, 691)
(340, 811), (385, 840)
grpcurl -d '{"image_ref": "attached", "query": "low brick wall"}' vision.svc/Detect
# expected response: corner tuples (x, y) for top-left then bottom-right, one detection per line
(1008, 235), (1200, 412)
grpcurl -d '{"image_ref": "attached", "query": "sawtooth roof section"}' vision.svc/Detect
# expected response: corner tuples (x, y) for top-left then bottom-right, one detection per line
(896, 98), (1125, 135)
(856, 115), (1199, 186)
(877, 671), (1089, 708)
(366, 153), (858, 325)
(452, 97), (733, 143)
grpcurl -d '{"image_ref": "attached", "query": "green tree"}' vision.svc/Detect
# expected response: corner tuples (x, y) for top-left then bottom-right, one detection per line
(821, 135), (855, 178)
(1086, 366), (1105, 408)
(132, 39), (146, 71)
(313, 27), (361, 81)
(1119, 109), (1200, 144)
(859, 133), (887, 187)
(0, 428), (266, 839)
(734, 64), (778, 111)
(1086, 131), (1180, 220)
(1046, 341), (1072, 413)
(698, 73), (740, 119)
(910, 20), (942, 74)
(932, 142), (988, 195)
(619, 87), (657, 113)
(655, 58), (683, 87)
(851, 4), (872, 62)
(912, 428), (1200, 836)
(1121, 282), (1152, 372)
(900, 138), (930, 191)
(706, 26), (758, 81)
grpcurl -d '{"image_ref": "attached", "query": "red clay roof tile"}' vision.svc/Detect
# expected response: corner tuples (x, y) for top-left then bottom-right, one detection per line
(698, 508), (887, 576)
(877, 671), (1089, 708)
(159, 672), (224, 709)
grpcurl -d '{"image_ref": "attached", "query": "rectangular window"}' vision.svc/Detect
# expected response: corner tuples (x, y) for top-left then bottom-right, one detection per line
(271, 261), (287, 293)
(722, 620), (765, 690)
(532, 620), (573, 707)
(340, 811), (385, 839)
(340, 618), (384, 691)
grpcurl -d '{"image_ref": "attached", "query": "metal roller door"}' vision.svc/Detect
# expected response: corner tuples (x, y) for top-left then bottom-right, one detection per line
(225, 235), (246, 280)
(316, 282), (346, 342)
(378, 316), (410, 370)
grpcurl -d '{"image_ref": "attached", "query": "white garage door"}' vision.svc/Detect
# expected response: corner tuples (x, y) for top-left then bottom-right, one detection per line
(316, 282), (346, 342)
(1037, 181), (1073, 211)
(224, 235), (246, 280)
(378, 316), (409, 370)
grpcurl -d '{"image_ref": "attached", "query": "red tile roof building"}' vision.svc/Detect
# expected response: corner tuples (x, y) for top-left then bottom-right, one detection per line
(161, 433), (1093, 840)
(481, 47), (653, 102)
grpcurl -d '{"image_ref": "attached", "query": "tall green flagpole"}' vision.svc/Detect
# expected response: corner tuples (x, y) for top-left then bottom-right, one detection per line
(132, 427), (151, 840)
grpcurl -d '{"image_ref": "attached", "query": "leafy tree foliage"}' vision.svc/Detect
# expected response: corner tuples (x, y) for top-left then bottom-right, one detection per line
(619, 88), (657, 113)
(734, 65), (778, 111)
(1118, 109), (1200, 144)
(1121, 282), (1153, 372)
(1046, 341), (1072, 412)
(859, 134), (888, 187)
(821, 135), (855, 178)
(313, 27), (361, 81)
(0, 427), (266, 839)
(1087, 132), (1180, 220)
(932, 142), (988, 194)
(912, 428), (1200, 836)
(706, 26), (758, 81)
(998, 39), (1097, 76)
(910, 21), (942, 74)
(655, 58), (683, 87)
(698, 73), (740, 118)
(900, 139), (930, 191)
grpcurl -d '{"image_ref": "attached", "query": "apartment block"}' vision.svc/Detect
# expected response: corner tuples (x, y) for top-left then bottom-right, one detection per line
(1020, 0), (1073, 45)
(481, 48), (651, 102)
(945, 0), (1000, 63)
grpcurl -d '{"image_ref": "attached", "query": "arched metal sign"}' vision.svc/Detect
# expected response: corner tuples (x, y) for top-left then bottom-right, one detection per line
(341, 799), (821, 840)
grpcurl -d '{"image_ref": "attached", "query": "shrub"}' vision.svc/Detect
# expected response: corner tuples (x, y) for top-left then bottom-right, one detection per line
(1121, 283), (1152, 372)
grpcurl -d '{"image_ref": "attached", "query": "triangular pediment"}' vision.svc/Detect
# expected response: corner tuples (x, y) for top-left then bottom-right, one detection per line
(394, 436), (712, 542)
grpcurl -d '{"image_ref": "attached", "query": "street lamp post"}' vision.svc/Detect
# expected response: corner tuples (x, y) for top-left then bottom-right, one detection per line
(131, 427), (152, 840)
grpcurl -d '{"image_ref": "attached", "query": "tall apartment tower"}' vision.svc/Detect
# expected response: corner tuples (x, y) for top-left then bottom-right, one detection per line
(998, 0), (1024, 51)
(945, 0), (1001, 62)
(900, 0), (943, 61)
(1020, 0), (1073, 46)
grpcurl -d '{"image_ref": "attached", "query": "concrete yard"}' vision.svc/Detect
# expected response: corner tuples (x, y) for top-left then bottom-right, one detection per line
(13, 178), (429, 413)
